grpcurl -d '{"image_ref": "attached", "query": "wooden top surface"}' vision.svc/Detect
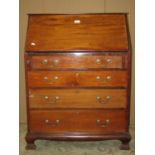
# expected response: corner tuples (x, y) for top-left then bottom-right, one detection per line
(25, 14), (129, 52)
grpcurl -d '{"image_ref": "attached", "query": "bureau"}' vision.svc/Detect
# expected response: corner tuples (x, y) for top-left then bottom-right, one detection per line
(24, 13), (132, 150)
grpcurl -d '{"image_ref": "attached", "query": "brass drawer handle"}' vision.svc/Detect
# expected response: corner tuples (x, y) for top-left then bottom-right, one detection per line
(96, 59), (102, 64)
(30, 42), (36, 46)
(106, 76), (112, 80)
(51, 96), (60, 103)
(42, 59), (59, 66)
(96, 119), (110, 128)
(43, 96), (60, 103)
(42, 59), (48, 64)
(96, 76), (105, 83)
(52, 59), (59, 65)
(96, 58), (113, 65)
(96, 96), (101, 100)
(96, 96), (112, 104)
(43, 76), (48, 80)
(44, 95), (49, 100)
(55, 96), (60, 100)
(96, 76), (112, 83)
(53, 76), (59, 80)
(107, 58), (112, 64)
(106, 95), (112, 100)
(43, 76), (59, 81)
(55, 119), (60, 124)
(45, 119), (60, 125)
(96, 76), (101, 80)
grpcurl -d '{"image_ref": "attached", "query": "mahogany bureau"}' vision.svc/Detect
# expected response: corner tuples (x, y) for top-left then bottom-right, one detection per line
(24, 13), (132, 150)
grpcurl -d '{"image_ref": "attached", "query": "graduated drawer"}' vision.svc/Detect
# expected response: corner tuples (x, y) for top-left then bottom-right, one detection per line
(29, 89), (127, 109)
(30, 55), (123, 69)
(29, 110), (127, 133)
(28, 71), (128, 87)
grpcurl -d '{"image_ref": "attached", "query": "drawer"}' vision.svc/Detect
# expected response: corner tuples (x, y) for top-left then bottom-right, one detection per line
(29, 89), (127, 109)
(30, 55), (123, 69)
(28, 71), (128, 87)
(29, 110), (127, 133)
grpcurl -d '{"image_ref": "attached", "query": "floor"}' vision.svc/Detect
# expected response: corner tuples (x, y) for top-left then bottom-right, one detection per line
(20, 124), (135, 155)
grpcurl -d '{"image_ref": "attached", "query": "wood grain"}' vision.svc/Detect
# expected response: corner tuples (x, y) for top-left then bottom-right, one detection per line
(28, 71), (128, 87)
(26, 14), (128, 51)
(29, 89), (127, 109)
(25, 14), (132, 150)
(30, 54), (123, 69)
(29, 110), (127, 133)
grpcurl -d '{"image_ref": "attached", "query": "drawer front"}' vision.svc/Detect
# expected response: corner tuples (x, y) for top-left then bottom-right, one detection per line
(28, 71), (128, 87)
(29, 89), (127, 109)
(30, 55), (123, 69)
(29, 110), (127, 133)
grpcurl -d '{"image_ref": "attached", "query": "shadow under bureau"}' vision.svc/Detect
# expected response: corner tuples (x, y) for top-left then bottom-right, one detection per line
(24, 13), (132, 150)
